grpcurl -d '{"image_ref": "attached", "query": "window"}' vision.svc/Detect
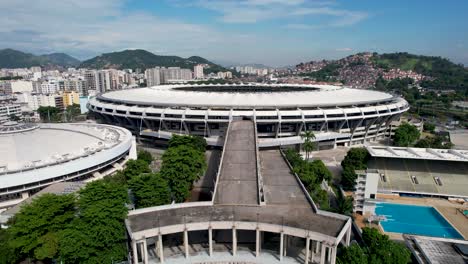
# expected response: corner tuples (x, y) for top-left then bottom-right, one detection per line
(370, 194), (376, 199)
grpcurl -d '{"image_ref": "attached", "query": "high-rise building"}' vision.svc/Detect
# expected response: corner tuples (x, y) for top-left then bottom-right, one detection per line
(194, 64), (204, 79)
(85, 70), (113, 93)
(145, 67), (193, 84)
(62, 91), (80, 107)
(0, 104), (22, 123)
(145, 67), (161, 86)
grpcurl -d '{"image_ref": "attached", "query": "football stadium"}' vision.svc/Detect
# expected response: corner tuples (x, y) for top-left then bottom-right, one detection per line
(0, 122), (136, 209)
(87, 84), (409, 148)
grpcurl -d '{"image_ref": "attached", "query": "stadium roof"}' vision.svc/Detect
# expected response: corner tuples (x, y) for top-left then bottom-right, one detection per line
(366, 145), (468, 162)
(99, 84), (396, 108)
(0, 123), (128, 172)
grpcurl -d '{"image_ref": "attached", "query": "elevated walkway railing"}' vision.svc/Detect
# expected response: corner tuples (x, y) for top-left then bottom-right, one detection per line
(254, 121), (266, 205)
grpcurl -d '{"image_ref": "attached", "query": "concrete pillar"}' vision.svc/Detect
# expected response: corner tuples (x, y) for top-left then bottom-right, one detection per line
(331, 246), (337, 264)
(184, 229), (189, 258)
(232, 227), (237, 256)
(208, 227), (213, 256)
(283, 235), (287, 256)
(256, 229), (260, 257)
(132, 240), (138, 264)
(327, 246), (332, 262)
(305, 238), (310, 264)
(311, 241), (315, 263)
(142, 239), (148, 264)
(320, 243), (326, 264)
(158, 234), (164, 263)
(279, 232), (284, 261)
(346, 226), (352, 246)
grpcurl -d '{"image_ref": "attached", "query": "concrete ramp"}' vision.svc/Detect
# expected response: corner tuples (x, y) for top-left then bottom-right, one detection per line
(214, 121), (259, 205)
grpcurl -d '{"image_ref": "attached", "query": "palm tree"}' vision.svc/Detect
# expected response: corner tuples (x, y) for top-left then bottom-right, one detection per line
(334, 190), (353, 216)
(301, 130), (316, 160)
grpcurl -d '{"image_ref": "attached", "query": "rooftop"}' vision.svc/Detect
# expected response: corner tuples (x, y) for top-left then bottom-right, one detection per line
(0, 123), (127, 173)
(98, 84), (396, 108)
(405, 235), (468, 264)
(366, 145), (468, 162)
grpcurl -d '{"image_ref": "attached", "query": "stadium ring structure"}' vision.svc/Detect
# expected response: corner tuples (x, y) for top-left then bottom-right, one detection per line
(0, 122), (136, 209)
(88, 83), (409, 148)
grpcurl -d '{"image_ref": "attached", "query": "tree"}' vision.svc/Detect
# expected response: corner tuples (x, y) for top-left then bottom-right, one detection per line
(122, 159), (151, 180)
(129, 173), (171, 208)
(0, 228), (19, 264)
(65, 104), (81, 122)
(341, 167), (358, 190)
(160, 145), (206, 202)
(7, 194), (76, 262)
(423, 122), (435, 133)
(341, 148), (369, 190)
(137, 149), (154, 165)
(60, 180), (129, 264)
(334, 190), (353, 216)
(168, 134), (207, 152)
(338, 244), (368, 264)
(37, 106), (61, 122)
(393, 122), (420, 147)
(362, 228), (411, 264)
(301, 130), (316, 160)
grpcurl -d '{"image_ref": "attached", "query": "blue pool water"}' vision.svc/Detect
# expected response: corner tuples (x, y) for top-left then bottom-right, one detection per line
(375, 203), (463, 239)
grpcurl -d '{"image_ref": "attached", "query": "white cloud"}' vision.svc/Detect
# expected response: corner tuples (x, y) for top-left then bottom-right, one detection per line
(190, 0), (367, 25)
(335, 48), (353, 52)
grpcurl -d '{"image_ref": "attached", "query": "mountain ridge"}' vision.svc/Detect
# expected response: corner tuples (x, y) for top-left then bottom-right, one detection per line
(0, 49), (81, 68)
(79, 49), (230, 74)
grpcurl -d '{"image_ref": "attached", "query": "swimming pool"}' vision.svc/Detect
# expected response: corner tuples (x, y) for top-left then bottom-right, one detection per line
(375, 203), (463, 239)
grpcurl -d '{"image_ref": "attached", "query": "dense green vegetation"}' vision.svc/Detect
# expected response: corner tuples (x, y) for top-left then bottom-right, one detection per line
(80, 49), (230, 74)
(393, 122), (421, 147)
(37, 104), (84, 122)
(299, 63), (341, 82)
(338, 227), (411, 264)
(341, 148), (370, 190)
(128, 173), (171, 208)
(0, 49), (80, 68)
(160, 135), (207, 202)
(1, 180), (129, 264)
(37, 106), (62, 122)
(0, 76), (22, 81)
(374, 76), (467, 126)
(284, 149), (332, 209)
(372, 52), (468, 89)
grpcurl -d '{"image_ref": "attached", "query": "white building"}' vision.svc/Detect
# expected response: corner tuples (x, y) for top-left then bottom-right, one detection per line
(145, 67), (161, 86)
(146, 67), (193, 85)
(194, 64), (204, 79)
(28, 94), (57, 110)
(0, 104), (22, 123)
(40, 80), (59, 94)
(4, 80), (34, 94)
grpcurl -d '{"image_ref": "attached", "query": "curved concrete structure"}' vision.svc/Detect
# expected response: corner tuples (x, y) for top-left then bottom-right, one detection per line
(0, 122), (135, 208)
(88, 83), (409, 148)
(126, 121), (351, 264)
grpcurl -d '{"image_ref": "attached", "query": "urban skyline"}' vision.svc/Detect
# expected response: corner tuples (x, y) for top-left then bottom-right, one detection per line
(1, 0), (467, 66)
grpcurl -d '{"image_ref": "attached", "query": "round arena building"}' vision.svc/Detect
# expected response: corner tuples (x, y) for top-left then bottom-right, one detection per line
(0, 122), (136, 209)
(88, 84), (409, 148)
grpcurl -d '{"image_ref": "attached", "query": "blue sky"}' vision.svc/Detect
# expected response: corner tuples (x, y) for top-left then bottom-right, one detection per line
(0, 0), (467, 66)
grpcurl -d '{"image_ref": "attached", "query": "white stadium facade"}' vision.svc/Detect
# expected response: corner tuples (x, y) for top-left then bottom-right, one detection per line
(88, 84), (409, 148)
(0, 122), (136, 209)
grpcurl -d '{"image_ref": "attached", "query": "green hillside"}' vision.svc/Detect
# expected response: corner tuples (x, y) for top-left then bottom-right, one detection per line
(80, 49), (230, 74)
(40, 53), (81, 67)
(371, 52), (468, 88)
(0, 49), (80, 68)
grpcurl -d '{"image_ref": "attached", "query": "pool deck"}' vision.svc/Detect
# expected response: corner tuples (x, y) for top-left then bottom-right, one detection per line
(374, 195), (468, 240)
